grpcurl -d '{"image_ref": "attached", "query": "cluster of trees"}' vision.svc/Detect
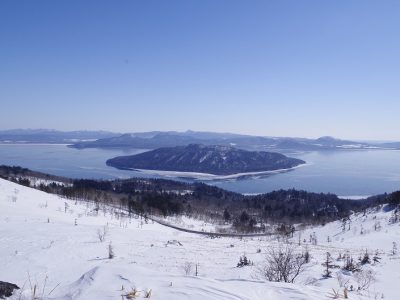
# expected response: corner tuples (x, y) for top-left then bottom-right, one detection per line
(1, 165), (398, 232)
(0, 165), (30, 177)
(54, 179), (395, 231)
(389, 191), (400, 206)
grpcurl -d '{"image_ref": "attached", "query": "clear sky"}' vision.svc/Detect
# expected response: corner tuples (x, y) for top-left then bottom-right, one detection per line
(1, 1), (400, 140)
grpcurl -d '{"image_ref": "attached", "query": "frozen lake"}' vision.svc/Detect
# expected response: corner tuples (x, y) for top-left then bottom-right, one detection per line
(1, 144), (400, 197)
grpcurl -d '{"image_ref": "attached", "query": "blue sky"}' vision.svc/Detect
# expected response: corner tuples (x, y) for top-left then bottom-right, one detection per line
(1, 1), (400, 140)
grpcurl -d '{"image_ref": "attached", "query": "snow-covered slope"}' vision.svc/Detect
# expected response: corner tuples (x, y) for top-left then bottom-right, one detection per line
(298, 206), (400, 299)
(1, 178), (399, 299)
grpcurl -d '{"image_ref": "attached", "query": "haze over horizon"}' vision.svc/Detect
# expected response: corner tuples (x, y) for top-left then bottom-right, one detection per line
(1, 1), (400, 140)
(1, 127), (398, 143)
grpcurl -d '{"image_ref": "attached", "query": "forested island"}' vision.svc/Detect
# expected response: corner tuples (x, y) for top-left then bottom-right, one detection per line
(106, 144), (305, 176)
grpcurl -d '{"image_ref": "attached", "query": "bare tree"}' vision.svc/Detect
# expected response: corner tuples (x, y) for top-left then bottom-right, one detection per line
(256, 244), (308, 283)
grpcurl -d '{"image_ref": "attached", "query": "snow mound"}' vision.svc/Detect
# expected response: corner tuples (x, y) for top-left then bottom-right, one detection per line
(50, 263), (321, 300)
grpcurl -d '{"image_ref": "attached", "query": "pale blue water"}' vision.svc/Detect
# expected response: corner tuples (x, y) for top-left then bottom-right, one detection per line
(215, 150), (400, 196)
(0, 144), (150, 179)
(1, 144), (400, 196)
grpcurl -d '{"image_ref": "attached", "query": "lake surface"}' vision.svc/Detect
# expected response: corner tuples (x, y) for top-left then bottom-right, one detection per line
(1, 144), (400, 197)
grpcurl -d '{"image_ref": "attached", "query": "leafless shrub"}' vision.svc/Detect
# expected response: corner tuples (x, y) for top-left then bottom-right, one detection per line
(336, 272), (350, 288)
(97, 226), (108, 242)
(124, 288), (140, 299)
(18, 273), (59, 300)
(144, 289), (152, 298)
(256, 244), (308, 283)
(327, 288), (341, 299)
(354, 268), (376, 291)
(182, 262), (193, 276)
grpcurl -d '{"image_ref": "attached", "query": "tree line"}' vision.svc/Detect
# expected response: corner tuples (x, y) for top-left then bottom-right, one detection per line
(0, 165), (395, 232)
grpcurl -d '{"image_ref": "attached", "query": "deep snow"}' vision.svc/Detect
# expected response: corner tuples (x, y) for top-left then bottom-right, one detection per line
(1, 178), (399, 299)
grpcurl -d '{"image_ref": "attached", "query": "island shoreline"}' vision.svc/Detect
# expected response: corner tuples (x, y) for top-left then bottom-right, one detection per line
(112, 162), (309, 181)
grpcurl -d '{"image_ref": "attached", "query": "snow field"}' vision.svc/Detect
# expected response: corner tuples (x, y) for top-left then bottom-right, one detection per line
(1, 178), (399, 299)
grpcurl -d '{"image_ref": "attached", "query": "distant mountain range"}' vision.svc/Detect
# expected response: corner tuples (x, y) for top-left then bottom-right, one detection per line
(0, 129), (398, 152)
(0, 129), (119, 144)
(106, 144), (305, 176)
(70, 130), (391, 151)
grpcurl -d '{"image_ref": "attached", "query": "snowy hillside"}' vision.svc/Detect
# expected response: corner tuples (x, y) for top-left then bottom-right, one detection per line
(1, 178), (399, 299)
